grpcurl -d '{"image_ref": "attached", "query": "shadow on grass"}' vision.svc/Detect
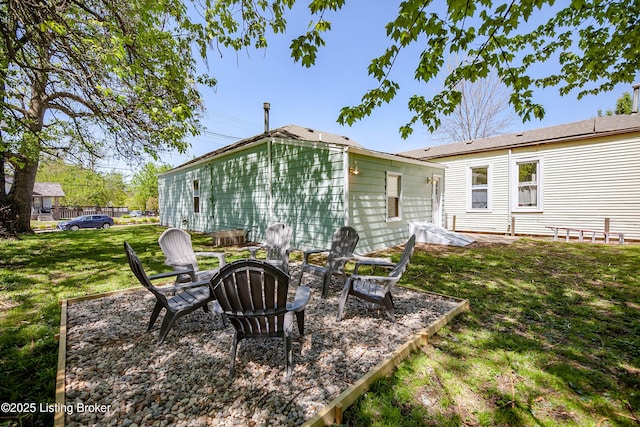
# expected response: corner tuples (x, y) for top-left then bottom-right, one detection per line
(345, 240), (640, 427)
(0, 225), (234, 427)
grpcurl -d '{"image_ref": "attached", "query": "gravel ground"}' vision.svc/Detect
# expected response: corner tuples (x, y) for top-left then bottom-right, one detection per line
(64, 265), (463, 427)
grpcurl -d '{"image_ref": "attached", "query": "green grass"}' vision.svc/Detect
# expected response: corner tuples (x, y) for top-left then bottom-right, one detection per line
(1, 230), (639, 426)
(0, 225), (236, 426)
(344, 239), (640, 426)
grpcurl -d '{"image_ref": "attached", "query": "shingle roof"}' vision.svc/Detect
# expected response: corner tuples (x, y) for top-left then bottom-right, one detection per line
(172, 124), (362, 170)
(274, 124), (363, 147)
(398, 114), (640, 160)
(33, 182), (65, 197)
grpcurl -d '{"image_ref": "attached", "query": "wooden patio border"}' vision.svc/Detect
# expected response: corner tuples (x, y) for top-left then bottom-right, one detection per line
(302, 290), (469, 426)
(54, 286), (144, 427)
(55, 286), (468, 427)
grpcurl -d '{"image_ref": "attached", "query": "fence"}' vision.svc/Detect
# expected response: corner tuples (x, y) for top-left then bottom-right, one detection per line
(56, 206), (129, 219)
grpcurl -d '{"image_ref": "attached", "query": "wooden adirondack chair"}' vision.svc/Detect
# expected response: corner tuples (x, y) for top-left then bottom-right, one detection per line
(239, 223), (293, 273)
(158, 228), (227, 283)
(209, 259), (311, 377)
(124, 242), (218, 344)
(337, 234), (416, 322)
(296, 226), (359, 298)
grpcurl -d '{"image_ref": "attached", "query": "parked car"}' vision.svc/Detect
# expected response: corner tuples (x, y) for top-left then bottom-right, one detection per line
(142, 210), (157, 216)
(129, 210), (143, 217)
(57, 214), (114, 231)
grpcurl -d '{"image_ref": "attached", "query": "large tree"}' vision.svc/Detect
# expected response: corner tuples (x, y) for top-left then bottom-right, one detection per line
(1, 0), (213, 233)
(208, 0), (640, 137)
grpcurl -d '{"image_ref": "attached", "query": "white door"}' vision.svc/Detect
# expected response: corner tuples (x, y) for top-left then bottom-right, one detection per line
(431, 174), (443, 226)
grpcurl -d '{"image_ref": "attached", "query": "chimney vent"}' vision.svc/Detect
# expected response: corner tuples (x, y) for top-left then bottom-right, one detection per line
(633, 84), (640, 114)
(263, 102), (270, 135)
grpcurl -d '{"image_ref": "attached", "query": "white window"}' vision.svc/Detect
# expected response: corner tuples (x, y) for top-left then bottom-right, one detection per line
(386, 172), (402, 221)
(512, 158), (543, 211)
(468, 165), (491, 210)
(193, 179), (200, 213)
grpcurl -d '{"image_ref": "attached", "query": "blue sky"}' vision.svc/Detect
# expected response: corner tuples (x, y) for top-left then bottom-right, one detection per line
(143, 2), (637, 168)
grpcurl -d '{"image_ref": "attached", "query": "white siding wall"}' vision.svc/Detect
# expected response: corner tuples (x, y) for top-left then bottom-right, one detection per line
(438, 151), (511, 234)
(434, 133), (640, 240)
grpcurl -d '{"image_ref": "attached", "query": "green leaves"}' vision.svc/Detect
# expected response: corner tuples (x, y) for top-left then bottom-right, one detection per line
(290, 20), (329, 68)
(264, 0), (640, 138)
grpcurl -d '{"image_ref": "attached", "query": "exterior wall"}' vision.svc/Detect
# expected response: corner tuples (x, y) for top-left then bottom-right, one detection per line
(159, 140), (346, 249)
(208, 144), (271, 239)
(159, 143), (270, 236)
(435, 150), (511, 234)
(270, 140), (346, 250)
(348, 153), (440, 253)
(433, 132), (640, 240)
(159, 138), (444, 252)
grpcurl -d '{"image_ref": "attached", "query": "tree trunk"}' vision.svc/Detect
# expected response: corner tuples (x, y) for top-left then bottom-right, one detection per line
(7, 158), (39, 234)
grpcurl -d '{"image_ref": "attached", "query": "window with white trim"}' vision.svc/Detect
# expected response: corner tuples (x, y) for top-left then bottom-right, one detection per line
(386, 172), (402, 221)
(193, 179), (200, 213)
(469, 165), (490, 210)
(513, 159), (543, 211)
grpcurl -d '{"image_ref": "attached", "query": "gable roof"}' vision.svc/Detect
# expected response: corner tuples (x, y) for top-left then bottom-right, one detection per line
(170, 124), (452, 177)
(33, 182), (65, 197)
(170, 124), (363, 172)
(398, 114), (640, 160)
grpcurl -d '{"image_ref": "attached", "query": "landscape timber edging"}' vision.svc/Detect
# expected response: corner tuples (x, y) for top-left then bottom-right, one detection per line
(54, 286), (468, 427)
(302, 289), (469, 426)
(54, 286), (144, 427)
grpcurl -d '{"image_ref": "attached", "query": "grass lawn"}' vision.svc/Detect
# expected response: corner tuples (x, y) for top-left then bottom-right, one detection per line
(1, 227), (639, 426)
(0, 225), (233, 426)
(344, 240), (640, 426)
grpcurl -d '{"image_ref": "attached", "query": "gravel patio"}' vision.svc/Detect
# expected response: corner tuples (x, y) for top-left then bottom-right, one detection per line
(61, 265), (465, 426)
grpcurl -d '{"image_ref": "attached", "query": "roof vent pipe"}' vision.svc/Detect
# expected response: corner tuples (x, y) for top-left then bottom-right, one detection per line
(263, 102), (270, 135)
(633, 84), (640, 114)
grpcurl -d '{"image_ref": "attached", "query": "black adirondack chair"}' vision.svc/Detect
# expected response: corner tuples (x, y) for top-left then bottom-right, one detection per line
(296, 226), (359, 297)
(337, 235), (416, 322)
(209, 259), (310, 377)
(124, 242), (217, 344)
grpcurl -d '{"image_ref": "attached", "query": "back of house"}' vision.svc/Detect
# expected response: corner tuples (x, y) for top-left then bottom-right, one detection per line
(158, 124), (445, 253)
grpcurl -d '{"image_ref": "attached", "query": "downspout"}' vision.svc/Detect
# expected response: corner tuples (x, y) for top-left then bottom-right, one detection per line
(508, 148), (512, 234)
(268, 137), (273, 224)
(264, 102), (274, 224)
(343, 147), (350, 226)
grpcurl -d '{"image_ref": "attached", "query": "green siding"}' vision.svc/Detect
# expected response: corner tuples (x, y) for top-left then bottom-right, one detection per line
(159, 140), (346, 248)
(159, 144), (271, 236)
(349, 153), (437, 253)
(158, 165), (214, 232)
(159, 140), (443, 253)
(209, 145), (270, 239)
(270, 141), (345, 249)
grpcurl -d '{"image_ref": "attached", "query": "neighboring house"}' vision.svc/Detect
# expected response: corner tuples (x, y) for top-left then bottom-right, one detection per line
(399, 114), (640, 241)
(158, 124), (445, 253)
(32, 182), (66, 218)
(4, 176), (66, 219)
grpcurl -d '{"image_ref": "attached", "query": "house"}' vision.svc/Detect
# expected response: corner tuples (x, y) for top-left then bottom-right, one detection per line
(399, 114), (640, 241)
(158, 124), (445, 253)
(4, 175), (66, 219)
(32, 182), (66, 218)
